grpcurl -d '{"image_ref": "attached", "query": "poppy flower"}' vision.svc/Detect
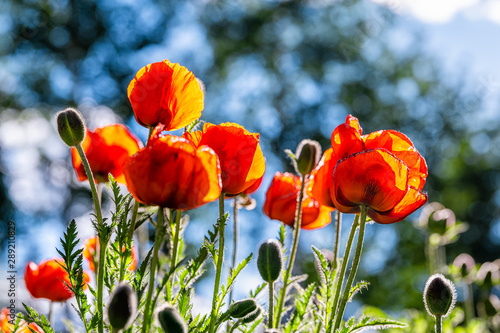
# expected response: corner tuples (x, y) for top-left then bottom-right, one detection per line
(71, 124), (143, 184)
(183, 122), (265, 196)
(127, 59), (204, 130)
(83, 236), (138, 272)
(123, 130), (222, 210)
(24, 258), (90, 302)
(263, 172), (333, 230)
(309, 115), (427, 224)
(0, 307), (43, 333)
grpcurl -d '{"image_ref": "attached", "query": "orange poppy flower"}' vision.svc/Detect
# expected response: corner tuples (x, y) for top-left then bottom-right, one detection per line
(0, 307), (43, 333)
(263, 172), (333, 230)
(83, 236), (138, 272)
(309, 115), (428, 224)
(71, 124), (143, 184)
(127, 59), (204, 130)
(24, 258), (90, 302)
(123, 130), (221, 210)
(183, 122), (265, 196)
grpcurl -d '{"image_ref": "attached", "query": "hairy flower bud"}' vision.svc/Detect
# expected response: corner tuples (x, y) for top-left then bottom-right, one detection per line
(56, 108), (86, 147)
(229, 298), (258, 319)
(157, 304), (188, 333)
(423, 274), (457, 318)
(107, 283), (137, 330)
(294, 139), (322, 176)
(257, 239), (283, 283)
(241, 305), (262, 324)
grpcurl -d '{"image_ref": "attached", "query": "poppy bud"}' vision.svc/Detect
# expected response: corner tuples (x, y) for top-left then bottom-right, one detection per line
(294, 139), (322, 176)
(157, 304), (188, 333)
(107, 283), (137, 331)
(240, 305), (262, 324)
(257, 239), (283, 283)
(229, 299), (258, 319)
(56, 108), (86, 147)
(423, 274), (457, 318)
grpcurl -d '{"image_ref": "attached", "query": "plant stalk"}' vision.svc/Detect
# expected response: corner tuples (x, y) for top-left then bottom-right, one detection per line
(333, 210), (342, 271)
(326, 213), (360, 333)
(142, 207), (165, 333)
(75, 143), (105, 333)
(274, 174), (306, 328)
(435, 315), (442, 333)
(333, 206), (367, 331)
(208, 193), (226, 333)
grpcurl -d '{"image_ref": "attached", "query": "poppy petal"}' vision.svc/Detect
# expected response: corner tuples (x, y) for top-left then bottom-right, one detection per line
(308, 148), (336, 208)
(330, 123), (364, 162)
(368, 186), (428, 224)
(331, 149), (408, 213)
(363, 129), (428, 190)
(127, 60), (204, 130)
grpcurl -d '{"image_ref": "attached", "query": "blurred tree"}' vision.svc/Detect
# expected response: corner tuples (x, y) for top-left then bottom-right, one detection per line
(1, 0), (498, 315)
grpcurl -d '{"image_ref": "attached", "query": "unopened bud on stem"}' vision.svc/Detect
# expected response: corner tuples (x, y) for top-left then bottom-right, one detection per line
(157, 304), (188, 333)
(294, 139), (321, 176)
(56, 108), (86, 147)
(107, 283), (137, 331)
(423, 274), (457, 319)
(229, 298), (258, 319)
(257, 239), (283, 283)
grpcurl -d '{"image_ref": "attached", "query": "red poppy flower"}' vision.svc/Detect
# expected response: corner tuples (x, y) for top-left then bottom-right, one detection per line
(123, 131), (222, 210)
(71, 124), (143, 184)
(83, 236), (138, 272)
(127, 59), (204, 130)
(24, 258), (90, 302)
(309, 115), (428, 224)
(263, 172), (333, 230)
(1, 307), (43, 333)
(183, 122), (265, 196)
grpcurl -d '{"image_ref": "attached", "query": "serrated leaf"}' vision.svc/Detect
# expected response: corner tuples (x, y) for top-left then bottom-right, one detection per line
(348, 281), (370, 303)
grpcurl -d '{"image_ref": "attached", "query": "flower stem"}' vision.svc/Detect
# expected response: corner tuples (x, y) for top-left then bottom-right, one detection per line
(333, 210), (342, 270)
(435, 315), (442, 333)
(268, 282), (275, 329)
(48, 301), (53, 324)
(274, 174), (306, 328)
(74, 143), (105, 333)
(227, 197), (239, 332)
(142, 207), (165, 333)
(333, 206), (367, 331)
(169, 210), (182, 295)
(209, 193), (226, 333)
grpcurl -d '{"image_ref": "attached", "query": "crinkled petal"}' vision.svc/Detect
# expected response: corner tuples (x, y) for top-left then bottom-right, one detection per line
(368, 186), (428, 224)
(331, 149), (408, 213)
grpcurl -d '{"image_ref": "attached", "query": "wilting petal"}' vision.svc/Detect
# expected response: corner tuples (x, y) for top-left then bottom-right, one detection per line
(331, 149), (408, 214)
(368, 186), (428, 224)
(127, 59), (204, 130)
(25, 259), (90, 302)
(363, 129), (428, 190)
(263, 172), (332, 229)
(184, 123), (265, 195)
(123, 135), (221, 210)
(71, 124), (142, 184)
(308, 148), (336, 208)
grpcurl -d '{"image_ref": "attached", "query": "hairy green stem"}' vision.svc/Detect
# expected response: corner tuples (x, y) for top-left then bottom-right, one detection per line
(75, 143), (105, 333)
(142, 207), (165, 333)
(274, 174), (306, 328)
(333, 210), (342, 271)
(227, 197), (239, 332)
(208, 193), (226, 333)
(326, 213), (360, 333)
(435, 315), (442, 333)
(333, 206), (367, 331)
(268, 282), (274, 329)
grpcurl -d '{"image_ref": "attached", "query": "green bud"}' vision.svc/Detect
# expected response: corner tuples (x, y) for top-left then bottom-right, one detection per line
(229, 298), (258, 319)
(257, 239), (283, 283)
(423, 274), (457, 318)
(240, 305), (262, 324)
(157, 304), (188, 333)
(294, 139), (322, 175)
(107, 283), (138, 331)
(56, 108), (86, 147)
